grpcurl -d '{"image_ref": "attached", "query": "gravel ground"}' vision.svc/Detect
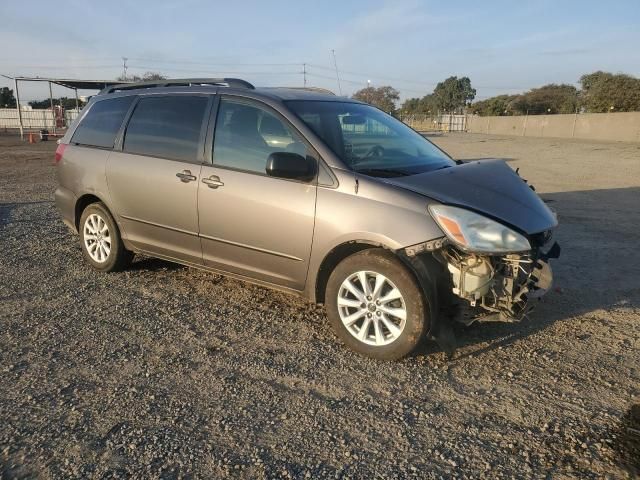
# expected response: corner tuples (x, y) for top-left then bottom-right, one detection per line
(1, 133), (639, 479)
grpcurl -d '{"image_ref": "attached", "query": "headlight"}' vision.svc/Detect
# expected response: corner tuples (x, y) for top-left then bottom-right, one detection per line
(429, 205), (530, 253)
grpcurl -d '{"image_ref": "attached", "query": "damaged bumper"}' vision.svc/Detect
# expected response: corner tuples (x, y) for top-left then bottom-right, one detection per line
(441, 240), (561, 323)
(404, 236), (561, 326)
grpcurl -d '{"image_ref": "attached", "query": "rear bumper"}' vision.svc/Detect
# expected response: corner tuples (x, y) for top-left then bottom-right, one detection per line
(54, 187), (77, 233)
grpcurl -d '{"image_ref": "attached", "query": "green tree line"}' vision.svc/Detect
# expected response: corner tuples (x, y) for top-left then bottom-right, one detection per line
(354, 70), (640, 116)
(28, 97), (87, 109)
(469, 71), (640, 116)
(354, 76), (476, 116)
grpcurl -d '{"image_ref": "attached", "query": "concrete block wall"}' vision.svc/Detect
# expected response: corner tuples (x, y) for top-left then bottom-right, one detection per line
(466, 112), (640, 142)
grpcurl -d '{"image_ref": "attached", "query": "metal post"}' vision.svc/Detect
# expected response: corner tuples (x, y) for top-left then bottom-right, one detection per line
(571, 109), (578, 138)
(48, 81), (56, 135)
(522, 110), (529, 136)
(74, 88), (80, 127)
(14, 78), (24, 140)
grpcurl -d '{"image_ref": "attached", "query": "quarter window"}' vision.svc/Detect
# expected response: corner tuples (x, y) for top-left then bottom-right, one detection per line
(123, 96), (208, 162)
(213, 99), (306, 174)
(71, 96), (134, 148)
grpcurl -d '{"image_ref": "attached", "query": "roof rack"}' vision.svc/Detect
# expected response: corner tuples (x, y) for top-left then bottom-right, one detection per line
(282, 87), (336, 95)
(100, 78), (255, 94)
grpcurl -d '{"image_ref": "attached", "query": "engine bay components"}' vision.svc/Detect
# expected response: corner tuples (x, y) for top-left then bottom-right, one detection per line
(440, 243), (558, 322)
(446, 253), (492, 302)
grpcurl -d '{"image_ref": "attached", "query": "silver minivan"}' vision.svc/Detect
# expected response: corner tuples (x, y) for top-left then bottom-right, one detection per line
(55, 78), (560, 360)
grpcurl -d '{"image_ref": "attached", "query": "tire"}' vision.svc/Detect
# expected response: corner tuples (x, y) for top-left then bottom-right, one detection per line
(79, 202), (133, 272)
(325, 249), (429, 360)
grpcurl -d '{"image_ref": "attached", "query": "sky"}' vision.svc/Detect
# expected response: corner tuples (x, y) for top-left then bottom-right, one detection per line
(1, 0), (639, 103)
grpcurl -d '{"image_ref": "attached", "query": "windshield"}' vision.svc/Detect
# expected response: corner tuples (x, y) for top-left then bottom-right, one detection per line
(286, 101), (454, 177)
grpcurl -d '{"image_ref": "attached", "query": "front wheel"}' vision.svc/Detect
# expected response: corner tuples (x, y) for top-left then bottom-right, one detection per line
(325, 249), (429, 360)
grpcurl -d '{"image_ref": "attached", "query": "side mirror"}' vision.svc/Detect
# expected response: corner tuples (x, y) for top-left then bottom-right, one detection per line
(266, 152), (316, 182)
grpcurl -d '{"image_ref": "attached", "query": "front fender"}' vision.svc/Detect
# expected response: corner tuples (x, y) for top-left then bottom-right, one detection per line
(304, 170), (445, 301)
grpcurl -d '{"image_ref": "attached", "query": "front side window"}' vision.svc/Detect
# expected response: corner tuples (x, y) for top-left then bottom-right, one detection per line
(123, 95), (208, 162)
(287, 101), (454, 177)
(71, 96), (135, 148)
(213, 98), (306, 174)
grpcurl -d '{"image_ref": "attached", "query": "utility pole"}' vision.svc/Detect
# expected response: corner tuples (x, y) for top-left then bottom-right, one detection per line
(49, 81), (56, 135)
(14, 78), (23, 140)
(121, 57), (128, 81)
(331, 50), (342, 95)
(303, 63), (307, 87)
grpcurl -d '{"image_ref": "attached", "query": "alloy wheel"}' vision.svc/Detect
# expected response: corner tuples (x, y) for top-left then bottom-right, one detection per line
(337, 270), (407, 346)
(83, 213), (111, 263)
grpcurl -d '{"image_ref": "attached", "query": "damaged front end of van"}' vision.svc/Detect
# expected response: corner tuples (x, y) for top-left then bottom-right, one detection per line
(429, 204), (560, 324)
(393, 160), (561, 328)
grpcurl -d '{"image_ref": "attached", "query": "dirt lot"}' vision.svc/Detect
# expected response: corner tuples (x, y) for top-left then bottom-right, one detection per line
(1, 133), (639, 479)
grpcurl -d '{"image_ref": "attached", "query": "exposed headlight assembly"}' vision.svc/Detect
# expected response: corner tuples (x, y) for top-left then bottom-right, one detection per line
(429, 205), (530, 253)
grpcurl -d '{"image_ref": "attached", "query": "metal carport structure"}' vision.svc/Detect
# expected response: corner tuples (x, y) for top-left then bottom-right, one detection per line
(1, 75), (120, 139)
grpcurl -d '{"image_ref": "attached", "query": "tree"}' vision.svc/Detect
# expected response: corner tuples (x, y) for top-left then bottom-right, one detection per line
(399, 97), (422, 115)
(352, 86), (400, 114)
(117, 71), (167, 82)
(473, 85), (578, 116)
(432, 76), (476, 113)
(0, 87), (16, 108)
(509, 84), (578, 114)
(470, 95), (518, 116)
(400, 94), (438, 115)
(579, 71), (640, 112)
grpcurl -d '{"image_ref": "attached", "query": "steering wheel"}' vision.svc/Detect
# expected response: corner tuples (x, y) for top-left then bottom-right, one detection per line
(364, 145), (385, 158)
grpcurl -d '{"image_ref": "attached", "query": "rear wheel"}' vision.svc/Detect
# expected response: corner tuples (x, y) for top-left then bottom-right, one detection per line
(325, 249), (428, 360)
(79, 202), (133, 272)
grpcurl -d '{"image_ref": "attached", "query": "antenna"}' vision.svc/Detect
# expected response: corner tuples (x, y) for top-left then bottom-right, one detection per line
(331, 50), (342, 95)
(121, 57), (128, 81)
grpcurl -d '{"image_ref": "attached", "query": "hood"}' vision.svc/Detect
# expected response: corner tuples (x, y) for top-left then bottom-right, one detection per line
(382, 160), (557, 235)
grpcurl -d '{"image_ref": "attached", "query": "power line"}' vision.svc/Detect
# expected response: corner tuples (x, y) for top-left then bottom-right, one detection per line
(128, 57), (301, 67)
(1, 56), (539, 97)
(0, 65), (122, 70)
(307, 63), (533, 91)
(305, 71), (428, 95)
(128, 65), (301, 75)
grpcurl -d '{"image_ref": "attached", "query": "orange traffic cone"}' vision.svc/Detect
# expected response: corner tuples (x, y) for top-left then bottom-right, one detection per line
(28, 132), (35, 144)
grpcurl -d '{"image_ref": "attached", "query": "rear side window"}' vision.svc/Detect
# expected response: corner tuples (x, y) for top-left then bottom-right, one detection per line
(71, 96), (134, 148)
(123, 96), (208, 162)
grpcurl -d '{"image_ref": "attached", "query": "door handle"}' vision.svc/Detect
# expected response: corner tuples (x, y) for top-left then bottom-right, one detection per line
(202, 175), (225, 189)
(176, 170), (197, 182)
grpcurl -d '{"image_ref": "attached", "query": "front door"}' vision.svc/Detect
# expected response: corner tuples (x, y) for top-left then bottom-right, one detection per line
(198, 97), (317, 290)
(107, 94), (210, 264)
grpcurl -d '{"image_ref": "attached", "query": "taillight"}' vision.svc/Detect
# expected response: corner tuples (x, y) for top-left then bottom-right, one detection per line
(54, 143), (67, 165)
